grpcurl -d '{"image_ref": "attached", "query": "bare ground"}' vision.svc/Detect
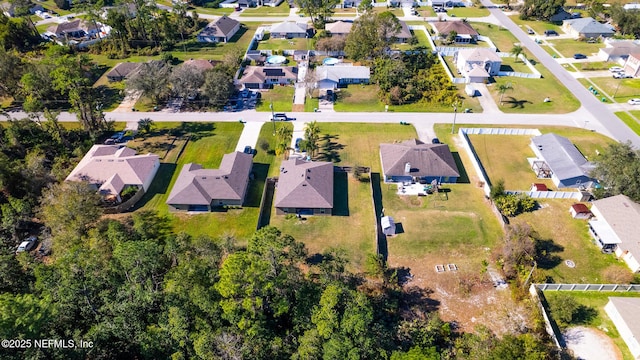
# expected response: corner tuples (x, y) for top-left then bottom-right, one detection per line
(563, 326), (623, 360)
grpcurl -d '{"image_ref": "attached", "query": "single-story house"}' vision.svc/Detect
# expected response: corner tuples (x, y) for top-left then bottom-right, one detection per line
(237, 0), (257, 7)
(315, 64), (370, 89)
(106, 62), (141, 82)
(46, 19), (104, 40)
(197, 15), (240, 43)
(454, 48), (502, 83)
(275, 158), (334, 216)
(380, 139), (460, 184)
(237, 66), (298, 89)
(529, 133), (597, 189)
(549, 7), (580, 23)
(562, 17), (614, 39)
(623, 3), (640, 10)
(166, 152), (253, 211)
(433, 21), (479, 43)
(589, 194), (640, 271)
(570, 203), (592, 219)
(393, 21), (412, 43)
(604, 297), (640, 360)
(181, 59), (220, 72)
(219, 0), (238, 8)
(531, 183), (548, 192)
(245, 50), (267, 65)
(325, 20), (353, 36)
(65, 145), (159, 202)
(381, 216), (396, 236)
(624, 52), (640, 77)
(269, 21), (309, 39)
(264, 0), (284, 7)
(598, 40), (640, 64)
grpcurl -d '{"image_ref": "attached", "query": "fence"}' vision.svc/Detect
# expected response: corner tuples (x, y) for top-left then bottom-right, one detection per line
(534, 283), (640, 292)
(505, 190), (583, 200)
(529, 285), (565, 349)
(256, 178), (276, 230)
(461, 127), (541, 136)
(458, 129), (492, 197)
(103, 188), (146, 214)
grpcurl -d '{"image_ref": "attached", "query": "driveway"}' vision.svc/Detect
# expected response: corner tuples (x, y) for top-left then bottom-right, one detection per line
(473, 84), (501, 114)
(563, 326), (622, 360)
(480, 0), (640, 147)
(234, 121), (265, 152)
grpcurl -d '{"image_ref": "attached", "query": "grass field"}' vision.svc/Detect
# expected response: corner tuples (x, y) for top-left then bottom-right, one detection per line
(241, 2), (290, 16)
(257, 36), (313, 51)
(620, 111), (640, 135)
(544, 291), (639, 360)
(255, 86), (295, 112)
(588, 77), (640, 103)
(500, 56), (534, 73)
(545, 38), (605, 58)
(508, 15), (564, 35)
(473, 22), (519, 53)
(578, 78), (613, 103)
(192, 6), (234, 15)
(447, 6), (490, 18)
(129, 122), (256, 238)
(372, 7), (404, 17)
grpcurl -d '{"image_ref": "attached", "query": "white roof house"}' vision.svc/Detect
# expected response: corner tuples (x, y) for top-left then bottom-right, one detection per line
(65, 145), (160, 201)
(315, 64), (370, 89)
(604, 297), (640, 359)
(269, 21), (308, 38)
(454, 48), (502, 83)
(589, 194), (640, 272)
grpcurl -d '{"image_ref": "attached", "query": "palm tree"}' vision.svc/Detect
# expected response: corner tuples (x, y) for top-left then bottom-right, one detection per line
(497, 83), (513, 106)
(304, 120), (321, 157)
(510, 45), (524, 63)
(276, 126), (293, 159)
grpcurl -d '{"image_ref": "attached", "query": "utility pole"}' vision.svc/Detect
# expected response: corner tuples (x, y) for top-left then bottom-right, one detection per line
(270, 101), (275, 135)
(451, 100), (459, 134)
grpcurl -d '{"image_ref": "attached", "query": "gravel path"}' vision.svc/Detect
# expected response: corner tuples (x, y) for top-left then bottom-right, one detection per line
(563, 326), (622, 360)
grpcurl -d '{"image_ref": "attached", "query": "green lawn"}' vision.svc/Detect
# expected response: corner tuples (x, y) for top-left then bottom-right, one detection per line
(415, 7), (435, 17)
(544, 38), (605, 58)
(304, 93), (320, 112)
(473, 22), (520, 53)
(257, 36), (313, 51)
(575, 61), (611, 71)
(372, 7), (404, 17)
(508, 15), (564, 35)
(588, 77), (640, 103)
(620, 111), (640, 136)
(255, 86), (295, 112)
(577, 78), (613, 103)
(490, 55), (580, 114)
(447, 6), (490, 18)
(132, 122), (257, 238)
(544, 291), (639, 360)
(191, 6), (234, 15)
(500, 56), (534, 73)
(241, 2), (290, 16)
(255, 122), (293, 177)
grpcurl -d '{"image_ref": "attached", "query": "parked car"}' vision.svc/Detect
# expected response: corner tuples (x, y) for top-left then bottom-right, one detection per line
(272, 113), (288, 121)
(628, 99), (640, 105)
(431, 138), (441, 144)
(544, 30), (559, 36)
(573, 53), (587, 59)
(243, 146), (253, 154)
(527, 28), (534, 35)
(16, 236), (37, 254)
(613, 72), (632, 79)
(294, 137), (302, 151)
(609, 66), (624, 73)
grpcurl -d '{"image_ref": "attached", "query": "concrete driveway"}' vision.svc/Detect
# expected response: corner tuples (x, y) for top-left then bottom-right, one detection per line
(234, 121), (265, 152)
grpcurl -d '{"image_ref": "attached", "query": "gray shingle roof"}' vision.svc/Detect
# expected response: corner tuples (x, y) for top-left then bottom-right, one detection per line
(106, 62), (141, 79)
(564, 17), (614, 35)
(531, 133), (595, 182)
(275, 158), (333, 209)
(325, 20), (353, 35)
(199, 15), (239, 38)
(270, 21), (308, 34)
(433, 21), (479, 36)
(380, 139), (460, 178)
(592, 194), (640, 254)
(315, 65), (370, 83)
(607, 297), (640, 342)
(166, 152), (253, 205)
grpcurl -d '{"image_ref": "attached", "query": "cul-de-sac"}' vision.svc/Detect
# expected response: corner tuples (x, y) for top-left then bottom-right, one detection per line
(3, 0), (640, 358)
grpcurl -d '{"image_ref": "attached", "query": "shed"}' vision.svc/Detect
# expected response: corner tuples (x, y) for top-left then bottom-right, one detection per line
(570, 203), (592, 219)
(531, 183), (548, 191)
(381, 216), (396, 236)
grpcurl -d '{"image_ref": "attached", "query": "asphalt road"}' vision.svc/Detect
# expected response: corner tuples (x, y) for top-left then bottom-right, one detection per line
(479, 0), (640, 147)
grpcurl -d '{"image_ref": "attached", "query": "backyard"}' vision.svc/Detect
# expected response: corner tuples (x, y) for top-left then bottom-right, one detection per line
(545, 38), (605, 58)
(257, 35), (313, 51)
(255, 86), (295, 112)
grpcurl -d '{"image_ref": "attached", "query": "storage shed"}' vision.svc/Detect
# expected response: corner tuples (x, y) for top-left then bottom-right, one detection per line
(381, 216), (396, 236)
(570, 203), (592, 219)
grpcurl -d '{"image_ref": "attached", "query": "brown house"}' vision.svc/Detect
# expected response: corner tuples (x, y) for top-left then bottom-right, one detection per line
(106, 62), (141, 82)
(433, 21), (479, 43)
(275, 158), (333, 215)
(166, 152), (253, 211)
(379, 139), (459, 184)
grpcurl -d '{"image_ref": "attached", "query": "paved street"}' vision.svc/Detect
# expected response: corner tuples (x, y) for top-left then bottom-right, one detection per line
(480, 0), (640, 147)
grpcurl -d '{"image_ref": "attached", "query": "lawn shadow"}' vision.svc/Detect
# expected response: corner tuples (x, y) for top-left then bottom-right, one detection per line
(245, 163), (270, 208)
(536, 238), (564, 270)
(503, 96), (533, 109)
(371, 173), (388, 261)
(499, 65), (515, 72)
(332, 171), (349, 216)
(316, 133), (343, 163)
(129, 163), (176, 211)
(401, 285), (440, 313)
(394, 222), (405, 234)
(451, 152), (470, 184)
(178, 122), (216, 140)
(95, 85), (124, 110)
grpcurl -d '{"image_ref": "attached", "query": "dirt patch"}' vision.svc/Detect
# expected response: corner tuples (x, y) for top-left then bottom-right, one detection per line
(563, 326), (623, 360)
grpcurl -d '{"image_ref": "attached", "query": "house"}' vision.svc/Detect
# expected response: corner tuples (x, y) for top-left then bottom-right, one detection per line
(598, 40), (640, 64)
(433, 21), (479, 43)
(166, 152), (253, 211)
(589, 195), (640, 271)
(237, 66), (298, 89)
(65, 145), (159, 203)
(393, 21), (412, 43)
(1, 1), (43, 17)
(549, 7), (578, 23)
(219, 0), (238, 8)
(264, 0), (284, 6)
(46, 19), (105, 40)
(315, 64), (370, 90)
(604, 297), (640, 360)
(274, 158), (334, 215)
(105, 62), (141, 82)
(237, 0), (257, 7)
(197, 15), (240, 43)
(381, 216), (396, 236)
(529, 133), (597, 189)
(624, 53), (640, 77)
(325, 20), (353, 36)
(181, 59), (220, 72)
(293, 50), (309, 61)
(245, 50), (267, 65)
(379, 139), (460, 184)
(454, 48), (502, 83)
(269, 21), (309, 38)
(570, 203), (592, 219)
(531, 183), (548, 192)
(562, 17), (614, 39)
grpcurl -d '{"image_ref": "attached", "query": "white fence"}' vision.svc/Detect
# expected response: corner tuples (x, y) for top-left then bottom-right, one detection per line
(535, 283), (640, 292)
(505, 190), (583, 199)
(496, 53), (542, 78)
(458, 128), (492, 197)
(461, 127), (541, 136)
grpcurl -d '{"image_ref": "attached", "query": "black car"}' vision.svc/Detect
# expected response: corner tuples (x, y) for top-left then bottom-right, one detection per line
(431, 138), (441, 144)
(243, 146), (253, 154)
(544, 30), (559, 36)
(573, 53), (587, 59)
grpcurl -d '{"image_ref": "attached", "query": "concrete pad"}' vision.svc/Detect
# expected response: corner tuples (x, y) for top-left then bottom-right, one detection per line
(235, 121), (266, 152)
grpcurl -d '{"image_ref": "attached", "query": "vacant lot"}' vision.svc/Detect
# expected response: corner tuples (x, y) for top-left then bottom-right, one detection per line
(588, 77), (640, 103)
(241, 2), (290, 16)
(447, 5), (490, 17)
(509, 15), (564, 35)
(619, 111), (640, 136)
(473, 22), (519, 53)
(545, 38), (605, 58)
(256, 86), (295, 112)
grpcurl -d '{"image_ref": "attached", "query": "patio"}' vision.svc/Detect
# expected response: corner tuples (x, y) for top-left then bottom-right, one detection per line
(396, 182), (438, 196)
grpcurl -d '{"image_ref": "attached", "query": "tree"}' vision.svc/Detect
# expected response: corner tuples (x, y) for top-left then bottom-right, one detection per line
(169, 64), (205, 100)
(591, 141), (640, 202)
(490, 179), (506, 200)
(137, 118), (154, 134)
(499, 223), (537, 280)
(0, 13), (40, 52)
(446, 30), (457, 45)
(126, 60), (171, 104)
(519, 0), (565, 20)
(511, 45), (524, 63)
(345, 11), (401, 61)
(0, 49), (26, 98)
(276, 125), (293, 158)
(294, 0), (340, 27)
(315, 36), (346, 52)
(497, 82), (513, 105)
(202, 69), (234, 109)
(304, 120), (321, 157)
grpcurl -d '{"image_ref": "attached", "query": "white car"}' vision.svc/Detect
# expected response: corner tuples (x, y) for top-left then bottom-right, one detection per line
(16, 236), (37, 254)
(628, 99), (640, 105)
(609, 66), (624, 73)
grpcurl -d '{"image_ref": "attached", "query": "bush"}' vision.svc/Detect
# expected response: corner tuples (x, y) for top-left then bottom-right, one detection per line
(490, 179), (505, 200)
(258, 139), (270, 152)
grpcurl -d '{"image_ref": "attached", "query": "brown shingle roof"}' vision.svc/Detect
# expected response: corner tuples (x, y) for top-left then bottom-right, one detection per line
(106, 62), (141, 80)
(181, 59), (220, 71)
(47, 19), (97, 36)
(166, 152), (253, 205)
(238, 66), (298, 84)
(199, 15), (240, 38)
(380, 139), (459, 178)
(433, 21), (479, 36)
(275, 158), (333, 209)
(325, 20), (353, 35)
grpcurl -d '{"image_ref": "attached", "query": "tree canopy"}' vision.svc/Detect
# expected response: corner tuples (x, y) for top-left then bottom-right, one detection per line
(519, 0), (565, 20)
(591, 141), (640, 202)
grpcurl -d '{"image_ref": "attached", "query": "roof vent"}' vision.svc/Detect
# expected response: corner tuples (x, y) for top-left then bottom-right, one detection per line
(302, 184), (307, 186)
(405, 162), (411, 174)
(202, 177), (207, 179)
(215, 177), (221, 179)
